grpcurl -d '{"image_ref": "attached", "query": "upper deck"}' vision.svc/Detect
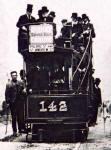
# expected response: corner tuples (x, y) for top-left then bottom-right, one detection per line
(18, 22), (73, 56)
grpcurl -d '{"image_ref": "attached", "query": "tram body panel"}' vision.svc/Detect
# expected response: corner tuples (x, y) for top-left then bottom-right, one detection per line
(25, 94), (88, 124)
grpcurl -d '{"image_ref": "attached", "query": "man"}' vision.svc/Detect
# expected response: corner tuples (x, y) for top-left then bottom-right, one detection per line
(36, 9), (43, 22)
(61, 19), (68, 38)
(93, 78), (102, 124)
(71, 13), (79, 50)
(82, 14), (96, 48)
(16, 4), (35, 53)
(19, 70), (27, 132)
(46, 11), (56, 23)
(5, 71), (25, 136)
(16, 4), (35, 34)
(37, 6), (49, 22)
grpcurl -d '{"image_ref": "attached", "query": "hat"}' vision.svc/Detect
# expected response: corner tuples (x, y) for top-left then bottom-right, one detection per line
(71, 13), (77, 19)
(77, 17), (82, 22)
(49, 11), (56, 17)
(41, 6), (49, 13)
(20, 69), (25, 76)
(27, 4), (33, 12)
(38, 10), (42, 16)
(10, 71), (17, 75)
(61, 19), (67, 23)
(95, 78), (101, 84)
(82, 14), (87, 19)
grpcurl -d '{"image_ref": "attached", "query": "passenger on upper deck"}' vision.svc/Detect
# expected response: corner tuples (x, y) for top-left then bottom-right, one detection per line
(71, 13), (79, 50)
(82, 14), (96, 47)
(46, 11), (57, 36)
(46, 11), (56, 23)
(36, 10), (43, 22)
(16, 4), (36, 35)
(61, 19), (70, 38)
(36, 6), (49, 22)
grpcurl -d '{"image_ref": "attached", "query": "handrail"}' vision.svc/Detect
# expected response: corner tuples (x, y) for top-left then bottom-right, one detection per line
(72, 29), (92, 80)
(77, 41), (92, 92)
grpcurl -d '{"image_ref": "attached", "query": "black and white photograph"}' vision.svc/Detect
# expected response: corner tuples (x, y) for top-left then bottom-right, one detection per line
(0, 0), (111, 149)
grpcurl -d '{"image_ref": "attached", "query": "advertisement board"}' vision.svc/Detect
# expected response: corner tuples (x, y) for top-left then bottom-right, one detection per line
(29, 23), (54, 52)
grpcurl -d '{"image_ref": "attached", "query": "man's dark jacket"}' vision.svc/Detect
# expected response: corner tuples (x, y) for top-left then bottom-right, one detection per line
(5, 80), (24, 103)
(16, 14), (35, 34)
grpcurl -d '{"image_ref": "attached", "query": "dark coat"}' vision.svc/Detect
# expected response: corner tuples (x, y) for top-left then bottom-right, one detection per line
(16, 14), (36, 34)
(61, 25), (71, 38)
(94, 86), (102, 107)
(5, 80), (24, 103)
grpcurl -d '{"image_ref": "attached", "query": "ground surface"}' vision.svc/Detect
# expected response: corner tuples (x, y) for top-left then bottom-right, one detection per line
(0, 116), (111, 150)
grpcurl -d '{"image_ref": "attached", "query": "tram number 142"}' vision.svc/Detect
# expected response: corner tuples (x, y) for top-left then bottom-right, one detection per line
(39, 101), (68, 112)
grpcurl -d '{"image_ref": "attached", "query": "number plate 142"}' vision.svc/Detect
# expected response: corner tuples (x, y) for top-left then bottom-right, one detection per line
(39, 101), (68, 112)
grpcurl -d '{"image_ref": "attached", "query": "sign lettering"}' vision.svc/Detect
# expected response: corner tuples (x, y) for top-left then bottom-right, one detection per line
(39, 101), (68, 112)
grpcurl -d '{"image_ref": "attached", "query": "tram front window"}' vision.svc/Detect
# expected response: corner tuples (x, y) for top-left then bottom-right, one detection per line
(26, 55), (71, 94)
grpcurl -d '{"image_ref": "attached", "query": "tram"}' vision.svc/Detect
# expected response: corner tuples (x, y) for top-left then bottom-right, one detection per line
(18, 22), (96, 142)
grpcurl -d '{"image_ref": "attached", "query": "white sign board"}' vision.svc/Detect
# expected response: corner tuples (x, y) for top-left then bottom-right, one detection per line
(29, 23), (54, 52)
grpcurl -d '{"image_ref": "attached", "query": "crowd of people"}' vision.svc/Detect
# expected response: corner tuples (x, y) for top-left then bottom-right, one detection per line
(58, 12), (95, 51)
(16, 5), (56, 35)
(16, 4), (95, 52)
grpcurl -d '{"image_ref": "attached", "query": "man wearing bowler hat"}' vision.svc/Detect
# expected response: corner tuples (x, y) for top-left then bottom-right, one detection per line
(36, 6), (49, 22)
(40, 6), (49, 22)
(46, 11), (56, 22)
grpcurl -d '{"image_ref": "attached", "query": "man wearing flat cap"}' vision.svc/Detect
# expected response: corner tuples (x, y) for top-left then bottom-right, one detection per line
(61, 19), (69, 38)
(5, 71), (26, 136)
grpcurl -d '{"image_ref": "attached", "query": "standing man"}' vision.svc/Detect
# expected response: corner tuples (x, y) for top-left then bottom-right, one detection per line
(36, 6), (49, 22)
(16, 4), (35, 33)
(93, 78), (102, 124)
(16, 4), (35, 53)
(19, 69), (27, 132)
(5, 71), (25, 136)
